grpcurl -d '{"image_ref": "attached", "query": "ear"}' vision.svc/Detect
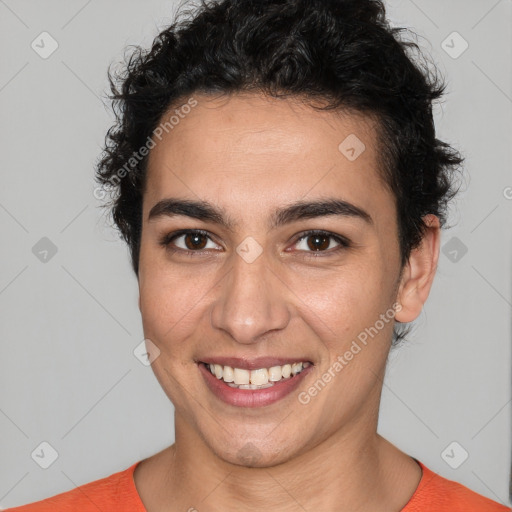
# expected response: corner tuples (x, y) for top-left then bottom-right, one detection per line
(395, 214), (441, 323)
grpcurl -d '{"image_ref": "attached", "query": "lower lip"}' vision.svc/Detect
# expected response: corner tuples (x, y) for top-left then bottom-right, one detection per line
(199, 363), (313, 408)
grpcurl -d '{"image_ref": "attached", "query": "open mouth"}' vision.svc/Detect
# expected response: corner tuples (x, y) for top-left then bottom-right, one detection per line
(200, 361), (312, 390)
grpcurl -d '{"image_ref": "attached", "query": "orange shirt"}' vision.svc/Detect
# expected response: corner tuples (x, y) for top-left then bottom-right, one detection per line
(5, 459), (511, 511)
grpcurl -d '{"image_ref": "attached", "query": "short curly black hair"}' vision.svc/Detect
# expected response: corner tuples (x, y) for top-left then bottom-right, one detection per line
(95, 0), (463, 345)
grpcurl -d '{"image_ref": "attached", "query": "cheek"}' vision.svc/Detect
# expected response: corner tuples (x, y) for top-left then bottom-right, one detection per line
(139, 252), (218, 352)
(289, 266), (398, 392)
(291, 261), (389, 333)
(138, 262), (207, 409)
(138, 259), (209, 349)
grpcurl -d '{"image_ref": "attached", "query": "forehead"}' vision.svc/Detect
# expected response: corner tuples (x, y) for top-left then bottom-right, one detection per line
(144, 92), (391, 220)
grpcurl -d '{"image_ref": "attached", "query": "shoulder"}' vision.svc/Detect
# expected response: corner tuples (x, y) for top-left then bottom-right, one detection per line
(4, 461), (145, 512)
(403, 460), (511, 512)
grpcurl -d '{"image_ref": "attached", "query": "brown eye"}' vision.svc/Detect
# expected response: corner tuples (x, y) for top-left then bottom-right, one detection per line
(160, 229), (220, 253)
(183, 232), (208, 250)
(305, 233), (331, 251)
(294, 230), (349, 254)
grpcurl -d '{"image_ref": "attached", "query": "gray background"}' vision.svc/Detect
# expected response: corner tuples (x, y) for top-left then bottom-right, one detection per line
(0, 0), (511, 508)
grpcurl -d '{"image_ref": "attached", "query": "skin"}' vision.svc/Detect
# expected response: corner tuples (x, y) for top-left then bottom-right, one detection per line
(134, 92), (440, 511)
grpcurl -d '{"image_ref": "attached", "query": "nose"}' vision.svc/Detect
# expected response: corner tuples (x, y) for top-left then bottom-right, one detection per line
(210, 247), (291, 345)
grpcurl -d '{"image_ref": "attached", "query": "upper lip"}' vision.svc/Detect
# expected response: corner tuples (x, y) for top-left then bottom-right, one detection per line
(198, 357), (313, 370)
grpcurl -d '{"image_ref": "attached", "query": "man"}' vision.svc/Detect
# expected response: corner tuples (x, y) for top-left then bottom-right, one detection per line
(9, 0), (510, 510)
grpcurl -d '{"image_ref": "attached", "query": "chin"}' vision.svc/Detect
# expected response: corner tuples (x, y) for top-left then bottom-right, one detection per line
(206, 431), (305, 468)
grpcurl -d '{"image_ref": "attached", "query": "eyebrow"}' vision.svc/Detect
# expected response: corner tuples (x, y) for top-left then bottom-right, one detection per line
(147, 197), (373, 230)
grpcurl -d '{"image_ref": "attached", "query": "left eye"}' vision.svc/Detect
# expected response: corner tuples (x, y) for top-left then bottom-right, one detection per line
(293, 230), (349, 253)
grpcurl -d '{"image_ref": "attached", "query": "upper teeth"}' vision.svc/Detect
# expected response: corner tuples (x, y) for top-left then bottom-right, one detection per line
(207, 362), (310, 385)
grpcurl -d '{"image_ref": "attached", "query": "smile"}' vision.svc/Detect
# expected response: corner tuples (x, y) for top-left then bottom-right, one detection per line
(205, 361), (311, 389)
(198, 359), (314, 407)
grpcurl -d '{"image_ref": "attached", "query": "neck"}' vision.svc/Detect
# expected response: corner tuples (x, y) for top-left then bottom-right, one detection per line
(157, 417), (409, 511)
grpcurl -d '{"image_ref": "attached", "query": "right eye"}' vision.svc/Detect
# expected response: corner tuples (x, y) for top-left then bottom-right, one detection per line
(159, 229), (222, 255)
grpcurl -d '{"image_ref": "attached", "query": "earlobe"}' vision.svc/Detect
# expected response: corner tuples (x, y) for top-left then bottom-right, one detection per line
(395, 214), (441, 323)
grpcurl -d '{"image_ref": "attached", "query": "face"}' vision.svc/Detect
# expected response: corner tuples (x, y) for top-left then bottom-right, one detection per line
(138, 93), (407, 467)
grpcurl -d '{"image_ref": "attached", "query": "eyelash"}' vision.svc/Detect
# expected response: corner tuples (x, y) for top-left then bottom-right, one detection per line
(158, 229), (350, 258)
